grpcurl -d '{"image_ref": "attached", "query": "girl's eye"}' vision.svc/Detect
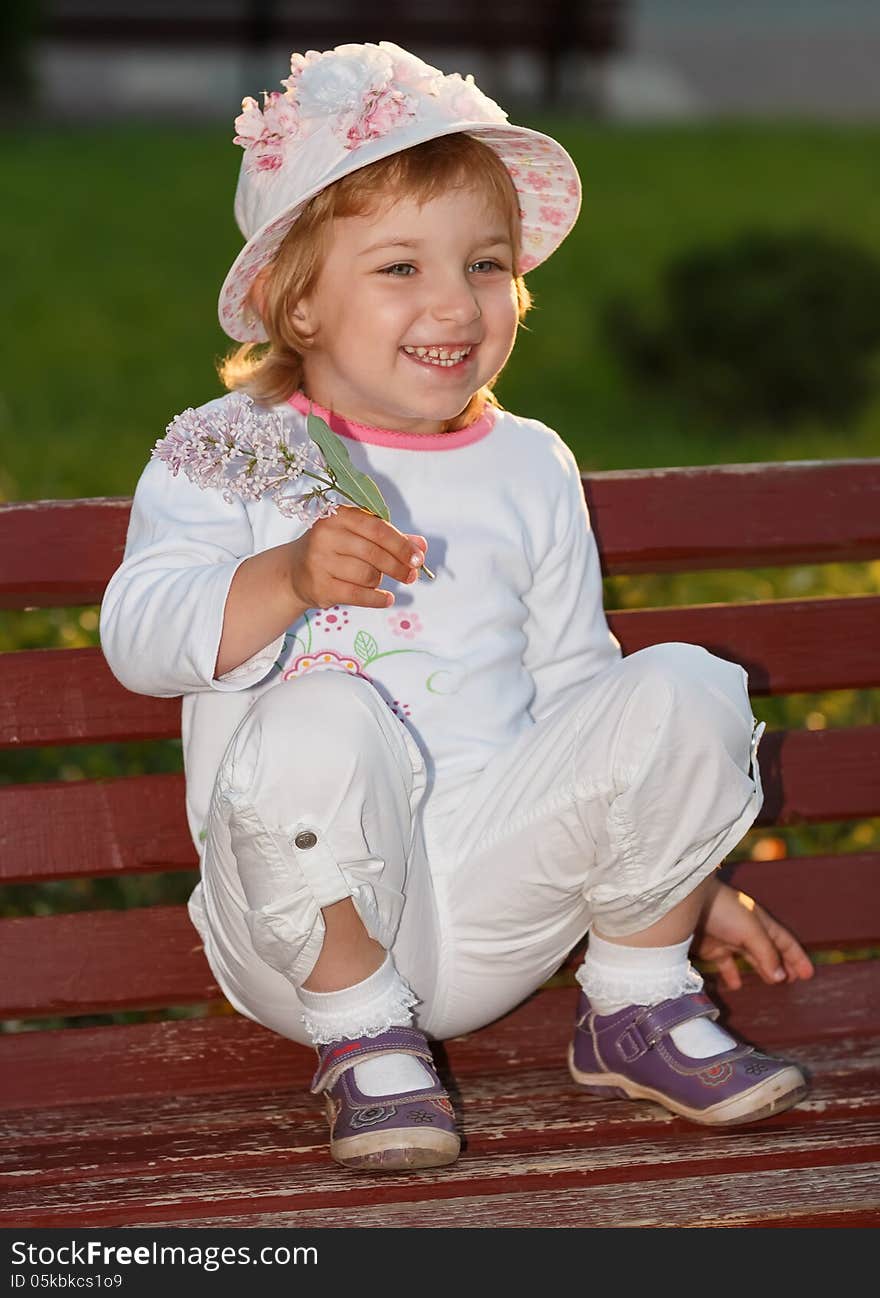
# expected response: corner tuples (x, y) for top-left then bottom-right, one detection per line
(379, 260), (504, 276)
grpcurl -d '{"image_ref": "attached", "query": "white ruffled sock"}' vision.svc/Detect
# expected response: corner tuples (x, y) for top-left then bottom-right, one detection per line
(577, 929), (737, 1059)
(298, 951), (435, 1096)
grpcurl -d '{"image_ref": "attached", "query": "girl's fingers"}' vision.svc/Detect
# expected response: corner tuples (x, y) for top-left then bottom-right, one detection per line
(738, 915), (787, 985)
(714, 952), (742, 991)
(336, 518), (423, 583)
(755, 907), (816, 982)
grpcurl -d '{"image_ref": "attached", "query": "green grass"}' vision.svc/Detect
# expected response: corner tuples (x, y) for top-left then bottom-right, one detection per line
(1, 118), (879, 501)
(505, 117), (880, 468)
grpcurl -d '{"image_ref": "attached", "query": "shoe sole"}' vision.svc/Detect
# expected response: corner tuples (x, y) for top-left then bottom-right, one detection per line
(331, 1126), (461, 1171)
(567, 1042), (808, 1126)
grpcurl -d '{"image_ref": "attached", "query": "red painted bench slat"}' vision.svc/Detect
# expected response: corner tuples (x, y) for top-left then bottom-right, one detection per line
(5, 1128), (878, 1229)
(2, 964), (878, 1113)
(3, 592), (878, 750)
(3, 727), (879, 887)
(0, 907), (220, 1018)
(612, 595), (880, 694)
(2, 460), (879, 607)
(103, 1171), (880, 1231)
(1, 970), (878, 1228)
(4, 1040), (877, 1196)
(721, 853), (880, 949)
(4, 1098), (879, 1229)
(584, 459), (880, 573)
(1, 774), (195, 881)
(1, 647), (182, 747)
(2, 848), (879, 1018)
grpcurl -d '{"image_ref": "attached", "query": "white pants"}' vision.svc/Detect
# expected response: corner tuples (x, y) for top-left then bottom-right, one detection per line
(187, 642), (765, 1046)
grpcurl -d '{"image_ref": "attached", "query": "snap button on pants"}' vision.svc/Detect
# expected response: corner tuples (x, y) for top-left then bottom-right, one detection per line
(187, 641), (765, 1046)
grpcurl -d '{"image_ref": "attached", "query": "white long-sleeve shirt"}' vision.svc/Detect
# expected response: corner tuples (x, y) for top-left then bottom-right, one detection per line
(99, 391), (622, 858)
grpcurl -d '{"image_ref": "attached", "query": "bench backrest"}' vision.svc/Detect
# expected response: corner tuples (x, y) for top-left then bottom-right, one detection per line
(1, 458), (878, 1024)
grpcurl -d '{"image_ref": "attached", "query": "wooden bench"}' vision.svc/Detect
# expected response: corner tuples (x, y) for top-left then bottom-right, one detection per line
(1, 457), (879, 1228)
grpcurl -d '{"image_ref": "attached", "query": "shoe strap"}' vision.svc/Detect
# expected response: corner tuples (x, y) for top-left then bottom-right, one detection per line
(604, 993), (721, 1063)
(310, 1026), (436, 1095)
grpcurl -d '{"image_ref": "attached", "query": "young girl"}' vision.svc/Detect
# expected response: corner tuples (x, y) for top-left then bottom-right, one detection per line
(100, 41), (814, 1173)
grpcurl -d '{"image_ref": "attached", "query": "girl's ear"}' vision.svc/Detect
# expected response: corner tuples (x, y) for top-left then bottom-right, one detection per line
(249, 267), (313, 331)
(289, 291), (314, 329)
(289, 296), (318, 342)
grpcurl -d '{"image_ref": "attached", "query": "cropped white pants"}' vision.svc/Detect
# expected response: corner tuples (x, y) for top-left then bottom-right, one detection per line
(187, 642), (765, 1046)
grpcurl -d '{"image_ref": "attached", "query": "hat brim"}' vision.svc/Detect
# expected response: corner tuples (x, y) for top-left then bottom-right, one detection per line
(217, 119), (582, 343)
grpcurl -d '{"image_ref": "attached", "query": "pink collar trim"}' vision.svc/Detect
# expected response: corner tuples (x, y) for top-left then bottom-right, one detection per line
(287, 390), (496, 450)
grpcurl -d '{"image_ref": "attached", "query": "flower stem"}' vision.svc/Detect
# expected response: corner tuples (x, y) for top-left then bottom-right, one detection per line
(299, 469), (436, 579)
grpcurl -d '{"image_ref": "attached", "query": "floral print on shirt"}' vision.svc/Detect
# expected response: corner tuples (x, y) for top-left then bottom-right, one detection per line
(272, 605), (457, 724)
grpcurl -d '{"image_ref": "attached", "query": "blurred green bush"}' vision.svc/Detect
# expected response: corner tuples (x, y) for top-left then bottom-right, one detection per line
(600, 228), (880, 429)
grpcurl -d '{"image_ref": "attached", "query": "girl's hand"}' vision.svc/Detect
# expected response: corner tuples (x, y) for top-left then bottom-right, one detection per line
(288, 504), (428, 611)
(693, 877), (815, 991)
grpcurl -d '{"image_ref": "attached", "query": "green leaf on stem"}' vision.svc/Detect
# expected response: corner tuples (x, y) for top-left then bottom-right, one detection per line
(306, 408), (436, 580)
(307, 412), (390, 522)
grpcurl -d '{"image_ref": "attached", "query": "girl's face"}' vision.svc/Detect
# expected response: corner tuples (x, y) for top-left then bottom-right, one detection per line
(291, 185), (520, 434)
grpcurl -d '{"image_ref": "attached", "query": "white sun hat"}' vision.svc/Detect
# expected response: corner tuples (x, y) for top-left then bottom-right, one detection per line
(218, 40), (583, 343)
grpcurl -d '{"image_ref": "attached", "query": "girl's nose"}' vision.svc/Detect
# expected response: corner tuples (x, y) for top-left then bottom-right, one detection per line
(429, 289), (482, 326)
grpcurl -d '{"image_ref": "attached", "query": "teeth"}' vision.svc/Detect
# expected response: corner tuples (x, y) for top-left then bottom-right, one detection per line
(403, 345), (472, 366)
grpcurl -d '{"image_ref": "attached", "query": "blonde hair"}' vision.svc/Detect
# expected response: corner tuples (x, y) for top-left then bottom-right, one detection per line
(217, 133), (535, 431)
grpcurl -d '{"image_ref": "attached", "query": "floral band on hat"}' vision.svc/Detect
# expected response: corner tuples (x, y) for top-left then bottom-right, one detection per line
(218, 41), (582, 343)
(233, 43), (505, 172)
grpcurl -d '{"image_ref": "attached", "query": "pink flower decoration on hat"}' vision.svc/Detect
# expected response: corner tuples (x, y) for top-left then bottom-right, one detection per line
(288, 44), (393, 115)
(234, 90), (300, 174)
(282, 45), (418, 151)
(344, 85), (417, 149)
(234, 43), (507, 178)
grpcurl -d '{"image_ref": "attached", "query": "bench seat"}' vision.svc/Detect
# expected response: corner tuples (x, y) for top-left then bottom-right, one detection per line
(1, 457), (878, 1227)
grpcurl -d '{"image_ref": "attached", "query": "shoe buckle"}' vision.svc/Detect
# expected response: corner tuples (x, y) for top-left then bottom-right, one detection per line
(616, 1022), (650, 1062)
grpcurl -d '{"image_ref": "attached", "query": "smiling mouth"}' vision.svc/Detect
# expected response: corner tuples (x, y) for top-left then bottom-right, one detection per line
(401, 344), (476, 369)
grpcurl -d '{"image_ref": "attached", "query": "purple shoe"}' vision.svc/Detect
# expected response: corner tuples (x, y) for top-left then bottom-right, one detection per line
(568, 989), (808, 1126)
(310, 1025), (461, 1171)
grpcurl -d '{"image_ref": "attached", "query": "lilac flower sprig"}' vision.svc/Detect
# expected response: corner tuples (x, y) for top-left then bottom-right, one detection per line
(151, 391), (435, 578)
